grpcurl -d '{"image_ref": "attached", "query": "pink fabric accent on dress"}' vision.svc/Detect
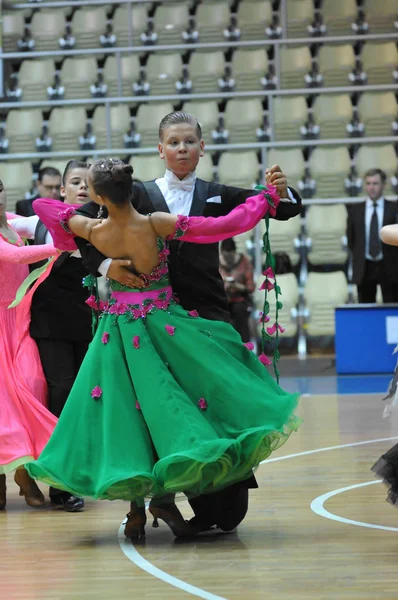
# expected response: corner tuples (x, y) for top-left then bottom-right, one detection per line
(111, 286), (173, 308)
(259, 353), (272, 366)
(0, 230), (57, 472)
(33, 198), (81, 251)
(244, 342), (255, 351)
(165, 325), (176, 336)
(167, 186), (280, 244)
(133, 336), (140, 349)
(198, 398), (208, 411)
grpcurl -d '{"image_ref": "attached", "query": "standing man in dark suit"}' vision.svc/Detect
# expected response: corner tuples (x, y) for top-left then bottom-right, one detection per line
(75, 111), (302, 534)
(347, 168), (398, 304)
(15, 166), (62, 217)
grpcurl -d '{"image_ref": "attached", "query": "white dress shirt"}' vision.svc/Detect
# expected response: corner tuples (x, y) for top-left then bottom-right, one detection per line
(9, 215), (81, 258)
(155, 169), (197, 216)
(365, 196), (384, 261)
(98, 168), (297, 276)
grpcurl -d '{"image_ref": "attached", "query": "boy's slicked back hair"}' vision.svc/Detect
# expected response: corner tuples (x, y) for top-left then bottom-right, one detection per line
(159, 111), (202, 141)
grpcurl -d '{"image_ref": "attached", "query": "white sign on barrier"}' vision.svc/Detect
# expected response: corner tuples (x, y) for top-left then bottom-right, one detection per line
(386, 316), (398, 345)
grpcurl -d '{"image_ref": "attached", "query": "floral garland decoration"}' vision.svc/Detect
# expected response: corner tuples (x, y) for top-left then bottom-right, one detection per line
(255, 184), (284, 385)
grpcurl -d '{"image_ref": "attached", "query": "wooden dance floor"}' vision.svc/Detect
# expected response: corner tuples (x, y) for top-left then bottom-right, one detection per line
(2, 384), (398, 599)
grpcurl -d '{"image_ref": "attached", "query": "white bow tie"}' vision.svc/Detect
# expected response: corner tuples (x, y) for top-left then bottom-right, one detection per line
(167, 179), (195, 193)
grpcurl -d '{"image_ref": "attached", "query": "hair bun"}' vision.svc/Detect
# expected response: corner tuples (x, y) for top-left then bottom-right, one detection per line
(111, 163), (133, 182)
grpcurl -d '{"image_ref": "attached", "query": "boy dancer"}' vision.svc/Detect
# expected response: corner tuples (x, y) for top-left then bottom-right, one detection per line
(76, 111), (301, 532)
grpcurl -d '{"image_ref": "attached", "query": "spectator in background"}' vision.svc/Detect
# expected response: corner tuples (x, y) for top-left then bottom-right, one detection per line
(16, 167), (62, 217)
(219, 237), (255, 342)
(347, 168), (398, 304)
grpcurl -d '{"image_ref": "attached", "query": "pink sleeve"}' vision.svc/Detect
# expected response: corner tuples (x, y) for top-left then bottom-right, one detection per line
(168, 187), (280, 244)
(6, 211), (20, 220)
(33, 198), (80, 251)
(0, 235), (55, 264)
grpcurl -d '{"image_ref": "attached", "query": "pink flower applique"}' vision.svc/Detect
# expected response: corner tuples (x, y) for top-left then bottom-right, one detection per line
(188, 310), (199, 317)
(198, 398), (208, 411)
(58, 207), (77, 235)
(266, 323), (286, 335)
(258, 353), (272, 366)
(136, 401), (141, 410)
(101, 332), (109, 344)
(133, 336), (140, 349)
(259, 279), (275, 292)
(244, 342), (255, 351)
(165, 325), (175, 336)
(263, 266), (274, 279)
(86, 295), (99, 310)
(175, 215), (189, 232)
(259, 312), (271, 324)
(91, 386), (103, 399)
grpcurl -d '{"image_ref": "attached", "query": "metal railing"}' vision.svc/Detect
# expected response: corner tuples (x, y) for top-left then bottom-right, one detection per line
(0, 134), (396, 161)
(1, 31), (397, 60)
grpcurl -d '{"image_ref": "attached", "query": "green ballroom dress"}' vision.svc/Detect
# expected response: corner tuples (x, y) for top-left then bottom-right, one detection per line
(26, 192), (301, 502)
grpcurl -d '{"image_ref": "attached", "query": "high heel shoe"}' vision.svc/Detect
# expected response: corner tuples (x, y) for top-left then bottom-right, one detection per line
(0, 474), (6, 510)
(149, 502), (198, 538)
(124, 502), (146, 540)
(14, 468), (45, 508)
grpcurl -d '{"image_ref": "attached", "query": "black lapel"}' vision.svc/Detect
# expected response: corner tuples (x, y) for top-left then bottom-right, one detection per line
(189, 179), (209, 217)
(143, 181), (169, 213)
(382, 199), (397, 226)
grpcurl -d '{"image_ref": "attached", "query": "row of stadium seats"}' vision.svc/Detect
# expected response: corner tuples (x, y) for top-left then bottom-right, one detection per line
(1, 92), (397, 154)
(3, 0), (397, 53)
(6, 42), (398, 102)
(1, 143), (396, 207)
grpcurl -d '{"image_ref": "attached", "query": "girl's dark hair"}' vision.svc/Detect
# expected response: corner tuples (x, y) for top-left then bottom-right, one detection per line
(89, 158), (134, 205)
(62, 160), (89, 185)
(159, 111), (202, 141)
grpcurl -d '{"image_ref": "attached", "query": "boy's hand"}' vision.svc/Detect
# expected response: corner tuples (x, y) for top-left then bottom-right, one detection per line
(107, 259), (145, 288)
(265, 164), (288, 198)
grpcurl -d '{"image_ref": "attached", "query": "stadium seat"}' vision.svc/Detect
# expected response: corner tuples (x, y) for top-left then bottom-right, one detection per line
(310, 147), (351, 198)
(358, 92), (398, 137)
(0, 161), (34, 210)
(136, 103), (175, 147)
(361, 42), (398, 85)
(280, 47), (312, 89)
(304, 271), (349, 337)
(322, 0), (358, 35)
(92, 104), (132, 150)
(218, 151), (260, 190)
(5, 109), (44, 154)
(48, 107), (88, 152)
(312, 94), (353, 139)
(318, 44), (356, 87)
(223, 98), (265, 143)
(236, 1), (272, 40)
(231, 48), (269, 91)
(306, 204), (348, 266)
(60, 57), (99, 100)
(112, 3), (148, 46)
(188, 51), (226, 94)
(195, 1), (232, 43)
(146, 53), (184, 96)
(273, 96), (308, 141)
(17, 59), (56, 102)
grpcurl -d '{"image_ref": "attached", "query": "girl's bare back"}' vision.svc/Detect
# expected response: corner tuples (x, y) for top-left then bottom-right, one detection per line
(89, 214), (164, 276)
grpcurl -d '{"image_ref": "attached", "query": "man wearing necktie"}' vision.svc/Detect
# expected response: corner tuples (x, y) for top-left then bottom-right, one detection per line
(347, 168), (398, 304)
